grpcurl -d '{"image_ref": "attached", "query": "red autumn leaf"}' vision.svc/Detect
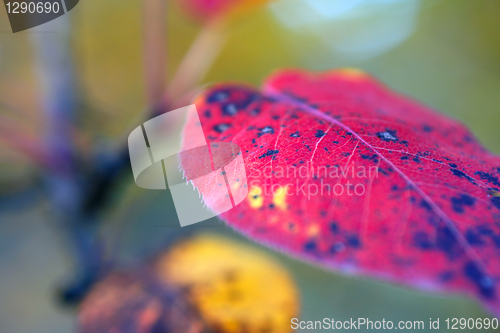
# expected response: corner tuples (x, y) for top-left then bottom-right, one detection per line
(181, 68), (500, 316)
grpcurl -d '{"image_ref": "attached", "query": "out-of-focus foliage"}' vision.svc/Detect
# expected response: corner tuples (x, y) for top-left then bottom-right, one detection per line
(176, 0), (272, 22)
(155, 234), (299, 333)
(270, 0), (421, 61)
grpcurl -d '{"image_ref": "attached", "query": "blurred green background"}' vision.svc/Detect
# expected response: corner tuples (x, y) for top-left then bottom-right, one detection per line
(1, 0), (500, 332)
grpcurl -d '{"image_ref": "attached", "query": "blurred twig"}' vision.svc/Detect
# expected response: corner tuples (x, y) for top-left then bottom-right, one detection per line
(143, 0), (167, 112)
(0, 114), (52, 168)
(31, 15), (104, 304)
(165, 19), (228, 107)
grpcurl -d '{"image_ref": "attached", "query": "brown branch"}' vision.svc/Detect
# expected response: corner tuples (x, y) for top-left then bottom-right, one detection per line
(31, 16), (105, 305)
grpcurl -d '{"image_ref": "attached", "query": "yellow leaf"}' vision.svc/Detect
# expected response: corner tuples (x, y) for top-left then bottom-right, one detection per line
(155, 234), (299, 333)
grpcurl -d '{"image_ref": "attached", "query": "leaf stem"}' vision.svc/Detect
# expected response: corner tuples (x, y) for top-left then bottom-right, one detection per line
(164, 18), (228, 107)
(143, 0), (167, 112)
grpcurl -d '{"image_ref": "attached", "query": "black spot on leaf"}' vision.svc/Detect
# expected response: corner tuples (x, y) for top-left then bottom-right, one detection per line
(257, 126), (275, 137)
(475, 171), (500, 187)
(419, 199), (432, 211)
(360, 154), (379, 163)
(465, 229), (486, 246)
(259, 149), (279, 159)
(451, 194), (476, 213)
(378, 168), (391, 176)
(493, 235), (500, 248)
(464, 261), (496, 299)
(413, 232), (433, 250)
(304, 240), (317, 251)
(347, 235), (361, 248)
(250, 107), (260, 116)
(207, 90), (229, 103)
(222, 103), (238, 116)
(376, 130), (398, 142)
(450, 169), (476, 184)
(477, 225), (493, 236)
(315, 130), (326, 138)
(491, 197), (500, 210)
(436, 225), (463, 259)
(213, 123), (231, 133)
(423, 125), (433, 132)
